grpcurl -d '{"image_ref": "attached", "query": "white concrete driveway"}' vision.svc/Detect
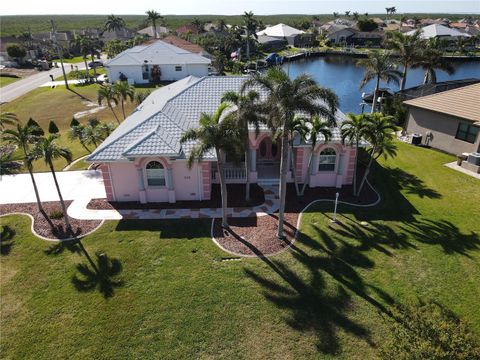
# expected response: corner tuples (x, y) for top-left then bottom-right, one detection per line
(0, 170), (105, 205)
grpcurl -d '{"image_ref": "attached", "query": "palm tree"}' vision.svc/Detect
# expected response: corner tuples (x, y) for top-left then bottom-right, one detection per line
(333, 12), (339, 18)
(0, 144), (22, 177)
(412, 48), (455, 84)
(89, 37), (102, 80)
(242, 11), (259, 59)
(191, 17), (204, 33)
(216, 19), (227, 32)
(76, 36), (93, 82)
(0, 112), (18, 131)
(112, 81), (135, 119)
(353, 12), (360, 21)
(345, 11), (351, 17)
(341, 113), (368, 196)
(134, 90), (151, 105)
(384, 30), (423, 90)
(104, 15), (125, 32)
(36, 135), (73, 231)
(69, 123), (91, 153)
(180, 103), (242, 228)
(98, 85), (121, 124)
(221, 89), (264, 202)
(80, 119), (110, 149)
(356, 113), (398, 195)
(2, 123), (43, 210)
(299, 116), (332, 195)
(243, 67), (338, 239)
(146, 10), (163, 39)
(358, 51), (402, 113)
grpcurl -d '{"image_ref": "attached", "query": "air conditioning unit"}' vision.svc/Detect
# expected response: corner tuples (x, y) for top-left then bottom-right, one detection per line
(467, 152), (480, 165)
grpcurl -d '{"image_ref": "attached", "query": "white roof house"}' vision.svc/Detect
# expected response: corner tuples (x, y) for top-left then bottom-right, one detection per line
(257, 23), (305, 38)
(105, 40), (211, 84)
(406, 24), (471, 39)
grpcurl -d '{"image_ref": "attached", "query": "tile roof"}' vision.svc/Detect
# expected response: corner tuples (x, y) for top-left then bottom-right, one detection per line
(404, 83), (480, 122)
(406, 24), (471, 39)
(104, 40), (211, 67)
(160, 35), (209, 56)
(87, 76), (347, 162)
(257, 23), (304, 37)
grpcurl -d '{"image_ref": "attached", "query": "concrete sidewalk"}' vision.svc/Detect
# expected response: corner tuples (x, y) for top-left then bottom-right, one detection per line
(67, 185), (280, 221)
(0, 170), (105, 204)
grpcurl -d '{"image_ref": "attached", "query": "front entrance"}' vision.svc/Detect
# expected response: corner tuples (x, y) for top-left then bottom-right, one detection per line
(257, 137), (281, 179)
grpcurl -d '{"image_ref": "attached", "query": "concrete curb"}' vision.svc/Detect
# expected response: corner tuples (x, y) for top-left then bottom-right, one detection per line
(210, 178), (381, 258)
(0, 212), (105, 243)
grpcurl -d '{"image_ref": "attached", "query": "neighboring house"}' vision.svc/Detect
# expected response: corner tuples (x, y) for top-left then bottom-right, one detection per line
(256, 23), (313, 47)
(406, 24), (471, 41)
(346, 31), (385, 47)
(176, 24), (200, 35)
(104, 40), (211, 84)
(325, 27), (356, 44)
(87, 76), (358, 204)
(397, 78), (480, 100)
(404, 83), (480, 155)
(33, 31), (75, 52)
(102, 29), (135, 41)
(257, 35), (286, 52)
(137, 25), (169, 38)
(161, 35), (211, 58)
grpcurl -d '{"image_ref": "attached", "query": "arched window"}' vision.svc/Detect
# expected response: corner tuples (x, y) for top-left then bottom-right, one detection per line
(318, 148), (336, 171)
(146, 161), (166, 186)
(259, 140), (267, 157)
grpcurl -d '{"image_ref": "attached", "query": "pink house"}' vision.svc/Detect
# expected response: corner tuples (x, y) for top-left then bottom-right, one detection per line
(88, 76), (358, 204)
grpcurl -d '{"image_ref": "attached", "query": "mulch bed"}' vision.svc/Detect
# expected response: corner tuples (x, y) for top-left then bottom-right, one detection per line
(213, 213), (298, 257)
(87, 183), (265, 210)
(0, 201), (102, 240)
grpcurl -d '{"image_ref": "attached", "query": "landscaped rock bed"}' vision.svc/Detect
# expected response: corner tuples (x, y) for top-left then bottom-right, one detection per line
(0, 201), (102, 240)
(212, 182), (379, 257)
(213, 213), (298, 257)
(87, 183), (265, 210)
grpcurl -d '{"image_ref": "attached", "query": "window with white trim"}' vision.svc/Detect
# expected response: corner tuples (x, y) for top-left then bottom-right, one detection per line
(146, 161), (166, 186)
(455, 122), (479, 144)
(318, 148), (336, 172)
(175, 65), (182, 71)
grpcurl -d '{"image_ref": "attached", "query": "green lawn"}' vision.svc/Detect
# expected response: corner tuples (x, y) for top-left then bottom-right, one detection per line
(1, 142), (479, 359)
(0, 84), (149, 172)
(0, 76), (20, 87)
(52, 56), (86, 64)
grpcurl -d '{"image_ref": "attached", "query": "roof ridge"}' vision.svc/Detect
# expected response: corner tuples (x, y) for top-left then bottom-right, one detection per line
(122, 128), (157, 156)
(404, 83), (480, 103)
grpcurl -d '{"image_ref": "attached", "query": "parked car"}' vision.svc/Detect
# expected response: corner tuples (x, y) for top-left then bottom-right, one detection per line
(88, 61), (103, 68)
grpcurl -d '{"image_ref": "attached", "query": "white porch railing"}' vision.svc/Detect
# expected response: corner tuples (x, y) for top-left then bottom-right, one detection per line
(211, 164), (246, 180)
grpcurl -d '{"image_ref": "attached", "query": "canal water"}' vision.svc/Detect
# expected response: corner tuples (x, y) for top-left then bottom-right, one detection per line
(283, 55), (480, 114)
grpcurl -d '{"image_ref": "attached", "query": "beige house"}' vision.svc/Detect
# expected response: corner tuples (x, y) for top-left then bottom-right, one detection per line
(404, 83), (480, 155)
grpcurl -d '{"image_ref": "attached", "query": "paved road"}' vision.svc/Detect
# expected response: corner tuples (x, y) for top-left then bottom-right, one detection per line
(0, 61), (85, 103)
(0, 170), (105, 204)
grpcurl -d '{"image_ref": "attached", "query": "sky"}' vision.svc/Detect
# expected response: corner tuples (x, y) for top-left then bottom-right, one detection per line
(1, 0), (479, 15)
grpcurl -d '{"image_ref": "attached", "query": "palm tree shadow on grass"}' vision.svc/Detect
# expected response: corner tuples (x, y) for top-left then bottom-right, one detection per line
(401, 219), (480, 257)
(243, 213), (408, 354)
(1, 225), (16, 256)
(44, 239), (124, 298)
(71, 250), (124, 299)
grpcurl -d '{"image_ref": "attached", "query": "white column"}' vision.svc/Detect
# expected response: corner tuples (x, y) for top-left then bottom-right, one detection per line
(250, 149), (256, 172)
(137, 168), (145, 190)
(311, 154), (318, 175)
(166, 167), (174, 190)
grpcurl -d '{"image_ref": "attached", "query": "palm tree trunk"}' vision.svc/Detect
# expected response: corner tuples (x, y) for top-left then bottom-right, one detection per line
(91, 54), (97, 82)
(244, 135), (251, 202)
(216, 149), (229, 228)
(289, 143), (301, 196)
(400, 61), (408, 90)
(27, 163), (43, 211)
(371, 76), (380, 114)
(121, 99), (126, 119)
(246, 30), (250, 59)
(80, 141), (92, 154)
(83, 57), (90, 82)
(357, 146), (376, 196)
(300, 145), (314, 195)
(49, 162), (71, 231)
(277, 131), (289, 239)
(109, 103), (121, 124)
(353, 138), (359, 196)
(153, 20), (157, 39)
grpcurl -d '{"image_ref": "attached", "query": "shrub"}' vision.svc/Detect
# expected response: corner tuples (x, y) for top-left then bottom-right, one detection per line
(48, 121), (59, 134)
(70, 118), (80, 128)
(380, 301), (480, 360)
(26, 118), (44, 136)
(6, 44), (27, 60)
(49, 209), (64, 220)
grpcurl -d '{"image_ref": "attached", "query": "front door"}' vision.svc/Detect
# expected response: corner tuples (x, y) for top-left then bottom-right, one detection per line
(257, 137), (280, 162)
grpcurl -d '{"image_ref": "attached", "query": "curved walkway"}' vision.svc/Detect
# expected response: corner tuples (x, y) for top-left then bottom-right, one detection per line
(67, 185), (280, 221)
(210, 179), (381, 258)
